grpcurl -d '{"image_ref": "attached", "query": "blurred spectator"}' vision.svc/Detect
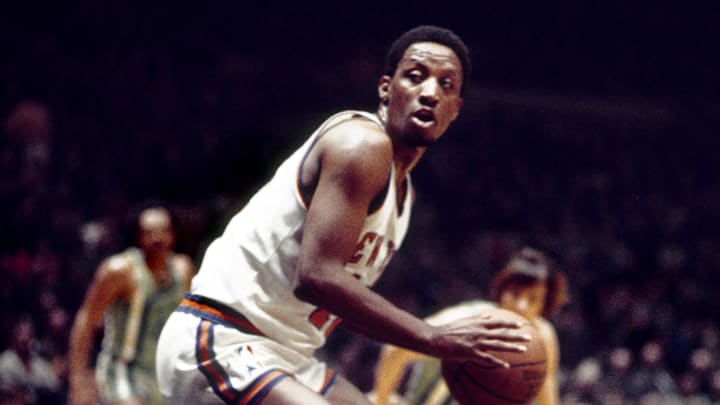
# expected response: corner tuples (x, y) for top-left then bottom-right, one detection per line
(3, 101), (53, 178)
(628, 340), (680, 399)
(708, 369), (720, 403)
(676, 372), (712, 405)
(562, 356), (602, 404)
(0, 316), (62, 404)
(598, 347), (633, 403)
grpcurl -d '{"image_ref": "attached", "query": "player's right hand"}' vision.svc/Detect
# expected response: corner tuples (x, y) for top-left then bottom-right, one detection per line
(429, 314), (530, 368)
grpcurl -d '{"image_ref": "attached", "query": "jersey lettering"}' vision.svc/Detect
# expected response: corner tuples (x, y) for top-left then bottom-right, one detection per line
(310, 232), (397, 335)
(366, 236), (384, 267)
(308, 308), (342, 336)
(347, 232), (377, 264)
(348, 232), (396, 270)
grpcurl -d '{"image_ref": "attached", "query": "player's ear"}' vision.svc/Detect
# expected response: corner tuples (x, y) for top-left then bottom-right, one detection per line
(378, 76), (391, 105)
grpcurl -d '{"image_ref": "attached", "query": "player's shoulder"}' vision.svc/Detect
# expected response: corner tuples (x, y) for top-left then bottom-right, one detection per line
(99, 252), (134, 274)
(171, 252), (193, 267)
(171, 253), (195, 282)
(532, 316), (558, 341)
(321, 113), (392, 157)
(325, 110), (385, 136)
(318, 119), (394, 186)
(94, 252), (136, 289)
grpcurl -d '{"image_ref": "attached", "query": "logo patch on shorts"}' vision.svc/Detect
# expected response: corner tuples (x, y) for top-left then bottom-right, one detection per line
(238, 345), (260, 372)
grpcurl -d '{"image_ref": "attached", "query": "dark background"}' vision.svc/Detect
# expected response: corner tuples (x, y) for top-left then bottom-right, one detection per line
(2, 2), (719, 403)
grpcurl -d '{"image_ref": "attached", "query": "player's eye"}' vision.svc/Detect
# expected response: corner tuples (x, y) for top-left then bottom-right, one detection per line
(406, 70), (424, 83)
(439, 78), (454, 90)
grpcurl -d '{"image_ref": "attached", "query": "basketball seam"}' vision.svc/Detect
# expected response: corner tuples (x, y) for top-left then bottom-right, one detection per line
(456, 360), (546, 403)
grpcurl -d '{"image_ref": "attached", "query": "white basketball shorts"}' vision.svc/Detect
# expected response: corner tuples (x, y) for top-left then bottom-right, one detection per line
(156, 294), (337, 404)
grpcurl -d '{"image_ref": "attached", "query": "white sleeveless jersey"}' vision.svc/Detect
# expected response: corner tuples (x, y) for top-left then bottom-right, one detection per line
(191, 110), (412, 356)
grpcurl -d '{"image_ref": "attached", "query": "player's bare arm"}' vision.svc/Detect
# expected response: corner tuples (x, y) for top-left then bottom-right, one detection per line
(68, 255), (136, 405)
(294, 118), (438, 348)
(293, 120), (528, 366)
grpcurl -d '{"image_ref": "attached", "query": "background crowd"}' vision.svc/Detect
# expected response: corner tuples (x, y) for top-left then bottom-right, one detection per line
(2, 3), (719, 404)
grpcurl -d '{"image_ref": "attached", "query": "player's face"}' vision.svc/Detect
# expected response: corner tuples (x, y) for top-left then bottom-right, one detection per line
(138, 209), (174, 255)
(379, 42), (464, 147)
(499, 281), (547, 320)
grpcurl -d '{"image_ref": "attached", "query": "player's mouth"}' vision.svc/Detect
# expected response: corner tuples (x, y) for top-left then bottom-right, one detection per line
(411, 108), (435, 127)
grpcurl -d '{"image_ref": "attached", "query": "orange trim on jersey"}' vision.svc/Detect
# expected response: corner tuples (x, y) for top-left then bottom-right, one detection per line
(324, 318), (342, 336)
(179, 294), (265, 336)
(319, 368), (337, 395)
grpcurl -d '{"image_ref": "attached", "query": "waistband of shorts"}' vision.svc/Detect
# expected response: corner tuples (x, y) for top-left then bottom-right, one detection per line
(177, 293), (265, 336)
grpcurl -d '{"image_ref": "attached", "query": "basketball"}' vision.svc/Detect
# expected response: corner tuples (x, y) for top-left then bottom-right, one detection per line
(441, 307), (547, 405)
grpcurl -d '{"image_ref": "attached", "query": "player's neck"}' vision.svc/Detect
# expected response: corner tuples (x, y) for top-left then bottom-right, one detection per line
(145, 253), (173, 287)
(144, 252), (169, 272)
(392, 144), (425, 179)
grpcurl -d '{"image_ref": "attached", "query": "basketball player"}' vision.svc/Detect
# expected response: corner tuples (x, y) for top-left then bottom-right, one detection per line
(156, 25), (531, 405)
(371, 247), (568, 405)
(68, 206), (195, 405)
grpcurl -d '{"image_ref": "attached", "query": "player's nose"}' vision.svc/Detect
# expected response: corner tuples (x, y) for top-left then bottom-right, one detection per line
(419, 80), (439, 106)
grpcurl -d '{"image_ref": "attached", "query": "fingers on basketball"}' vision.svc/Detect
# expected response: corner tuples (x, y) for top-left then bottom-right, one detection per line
(442, 308), (548, 405)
